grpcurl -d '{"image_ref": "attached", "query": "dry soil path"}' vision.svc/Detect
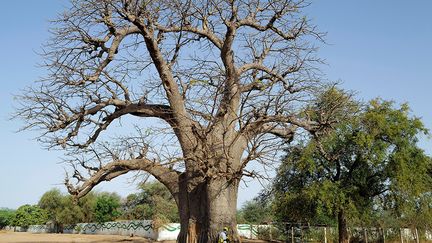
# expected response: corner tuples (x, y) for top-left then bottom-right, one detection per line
(0, 231), (271, 243)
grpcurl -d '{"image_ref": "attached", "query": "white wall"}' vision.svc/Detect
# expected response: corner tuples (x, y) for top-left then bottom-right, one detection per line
(7, 221), (264, 241)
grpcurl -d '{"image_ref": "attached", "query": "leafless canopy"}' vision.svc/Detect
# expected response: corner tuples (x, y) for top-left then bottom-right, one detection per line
(15, 0), (327, 198)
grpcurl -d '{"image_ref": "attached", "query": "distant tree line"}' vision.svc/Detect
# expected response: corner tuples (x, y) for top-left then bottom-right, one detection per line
(0, 181), (178, 231)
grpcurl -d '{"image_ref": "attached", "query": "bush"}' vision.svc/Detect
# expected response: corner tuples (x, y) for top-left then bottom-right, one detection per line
(0, 208), (15, 229)
(12, 205), (48, 228)
(94, 193), (121, 223)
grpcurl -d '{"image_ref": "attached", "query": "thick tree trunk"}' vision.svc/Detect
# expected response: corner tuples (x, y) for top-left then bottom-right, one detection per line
(177, 174), (241, 243)
(338, 209), (349, 243)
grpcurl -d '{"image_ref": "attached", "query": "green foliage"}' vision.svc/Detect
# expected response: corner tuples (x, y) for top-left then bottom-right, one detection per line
(0, 208), (15, 228)
(273, 97), (432, 230)
(38, 188), (96, 227)
(151, 192), (179, 223)
(11, 184), (178, 228)
(94, 192), (121, 223)
(303, 87), (360, 133)
(236, 211), (246, 224)
(38, 189), (64, 222)
(56, 195), (85, 225)
(238, 198), (272, 224)
(12, 205), (48, 228)
(121, 181), (178, 223)
(10, 184), (177, 229)
(76, 192), (97, 223)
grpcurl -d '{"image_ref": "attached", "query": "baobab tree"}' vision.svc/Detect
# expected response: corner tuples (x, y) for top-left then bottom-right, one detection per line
(16, 0), (328, 242)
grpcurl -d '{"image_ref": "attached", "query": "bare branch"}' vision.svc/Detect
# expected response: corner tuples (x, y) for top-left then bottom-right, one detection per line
(65, 157), (180, 200)
(14, 0), (328, 210)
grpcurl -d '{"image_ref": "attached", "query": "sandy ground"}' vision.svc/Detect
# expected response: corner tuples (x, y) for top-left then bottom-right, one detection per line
(0, 231), (174, 243)
(0, 231), (271, 243)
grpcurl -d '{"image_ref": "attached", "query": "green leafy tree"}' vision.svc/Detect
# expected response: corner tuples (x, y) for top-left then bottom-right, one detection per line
(94, 192), (121, 223)
(122, 181), (178, 223)
(238, 197), (272, 224)
(76, 191), (97, 223)
(38, 189), (63, 219)
(273, 96), (431, 243)
(12, 205), (48, 228)
(56, 195), (85, 225)
(379, 181), (432, 231)
(38, 188), (64, 231)
(38, 189), (93, 231)
(0, 208), (15, 229)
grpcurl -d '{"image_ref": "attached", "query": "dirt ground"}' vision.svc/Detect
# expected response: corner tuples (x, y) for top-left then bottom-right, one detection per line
(0, 231), (169, 243)
(0, 231), (270, 243)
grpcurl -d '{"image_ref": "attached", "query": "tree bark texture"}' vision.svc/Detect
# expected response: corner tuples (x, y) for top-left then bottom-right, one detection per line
(177, 174), (241, 243)
(338, 209), (349, 243)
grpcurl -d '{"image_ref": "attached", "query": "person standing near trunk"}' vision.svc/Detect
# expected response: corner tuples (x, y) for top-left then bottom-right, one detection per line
(219, 227), (230, 243)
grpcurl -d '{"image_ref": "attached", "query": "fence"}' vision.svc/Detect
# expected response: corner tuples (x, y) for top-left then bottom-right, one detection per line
(248, 223), (432, 243)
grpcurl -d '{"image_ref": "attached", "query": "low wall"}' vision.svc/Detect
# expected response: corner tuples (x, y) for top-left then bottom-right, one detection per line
(63, 220), (155, 239)
(63, 221), (260, 240)
(4, 226), (25, 232)
(4, 224), (54, 233)
(27, 224), (51, 233)
(154, 223), (259, 240)
(237, 224), (259, 239)
(157, 223), (181, 241)
(5, 221), (260, 241)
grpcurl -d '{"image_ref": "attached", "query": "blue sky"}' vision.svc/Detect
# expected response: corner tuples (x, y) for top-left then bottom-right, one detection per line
(1, 1), (431, 209)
